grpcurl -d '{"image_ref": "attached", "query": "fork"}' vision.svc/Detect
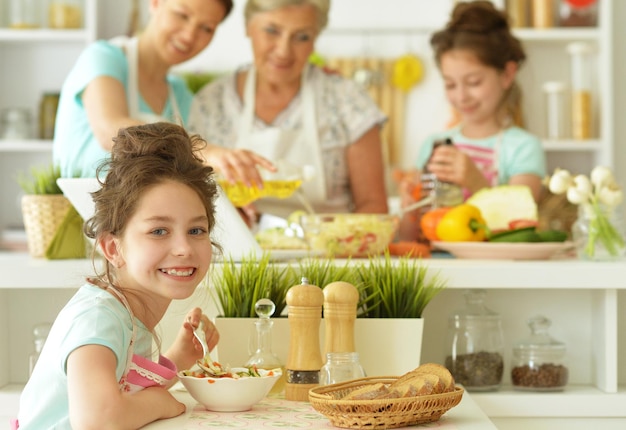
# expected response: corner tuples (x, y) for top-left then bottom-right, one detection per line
(193, 321), (226, 376)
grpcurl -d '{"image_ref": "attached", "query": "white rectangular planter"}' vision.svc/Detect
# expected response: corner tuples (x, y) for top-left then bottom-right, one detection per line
(213, 317), (423, 377)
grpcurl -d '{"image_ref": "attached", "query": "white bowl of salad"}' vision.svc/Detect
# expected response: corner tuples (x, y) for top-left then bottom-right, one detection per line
(300, 213), (399, 258)
(178, 364), (281, 412)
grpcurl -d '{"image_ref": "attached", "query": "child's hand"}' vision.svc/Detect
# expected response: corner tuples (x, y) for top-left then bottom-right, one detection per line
(426, 145), (487, 192)
(165, 308), (220, 372)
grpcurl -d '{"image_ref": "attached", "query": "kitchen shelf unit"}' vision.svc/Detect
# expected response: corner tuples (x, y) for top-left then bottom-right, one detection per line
(1, 254), (626, 421)
(510, 1), (613, 174)
(0, 0), (97, 235)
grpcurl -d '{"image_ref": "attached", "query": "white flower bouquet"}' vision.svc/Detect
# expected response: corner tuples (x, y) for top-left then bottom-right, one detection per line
(548, 166), (625, 259)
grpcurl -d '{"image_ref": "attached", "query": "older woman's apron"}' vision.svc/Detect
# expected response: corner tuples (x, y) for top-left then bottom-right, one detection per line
(235, 66), (328, 217)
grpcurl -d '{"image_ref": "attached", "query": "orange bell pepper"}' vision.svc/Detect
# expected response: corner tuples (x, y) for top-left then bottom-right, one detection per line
(420, 207), (452, 241)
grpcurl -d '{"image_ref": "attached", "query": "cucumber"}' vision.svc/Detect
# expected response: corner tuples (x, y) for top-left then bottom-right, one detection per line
(537, 230), (569, 242)
(488, 226), (539, 243)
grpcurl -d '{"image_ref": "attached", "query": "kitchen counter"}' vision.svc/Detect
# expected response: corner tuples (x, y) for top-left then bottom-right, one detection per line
(141, 388), (497, 429)
(2, 252), (626, 422)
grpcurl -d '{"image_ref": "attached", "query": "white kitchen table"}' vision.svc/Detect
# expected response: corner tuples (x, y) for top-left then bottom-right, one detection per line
(141, 388), (496, 429)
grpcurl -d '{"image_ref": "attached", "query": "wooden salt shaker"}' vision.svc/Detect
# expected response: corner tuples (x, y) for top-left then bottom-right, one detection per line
(323, 281), (359, 354)
(285, 277), (324, 401)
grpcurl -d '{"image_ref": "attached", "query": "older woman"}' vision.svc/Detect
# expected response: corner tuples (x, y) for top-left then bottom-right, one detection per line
(189, 0), (388, 219)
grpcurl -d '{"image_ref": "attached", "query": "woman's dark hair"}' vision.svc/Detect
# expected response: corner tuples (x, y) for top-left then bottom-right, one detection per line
(218, 0), (235, 20)
(85, 122), (219, 284)
(430, 1), (527, 126)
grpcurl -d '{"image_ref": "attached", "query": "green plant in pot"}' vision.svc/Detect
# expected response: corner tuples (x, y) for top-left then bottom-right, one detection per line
(354, 252), (446, 319)
(211, 252), (295, 318)
(17, 164), (85, 259)
(343, 252), (447, 376)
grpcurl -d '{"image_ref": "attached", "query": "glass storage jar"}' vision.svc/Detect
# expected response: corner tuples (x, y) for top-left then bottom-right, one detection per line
(445, 289), (504, 392)
(48, 0), (83, 29)
(511, 315), (568, 391)
(0, 108), (32, 139)
(320, 352), (365, 385)
(39, 92), (60, 139)
(9, 0), (41, 29)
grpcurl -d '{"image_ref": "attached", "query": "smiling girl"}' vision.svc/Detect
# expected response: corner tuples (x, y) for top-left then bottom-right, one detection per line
(16, 123), (220, 429)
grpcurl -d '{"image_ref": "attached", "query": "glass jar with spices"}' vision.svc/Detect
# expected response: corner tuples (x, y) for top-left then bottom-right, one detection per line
(9, 0), (41, 29)
(542, 81), (568, 140)
(39, 92), (60, 140)
(445, 289), (505, 392)
(48, 0), (83, 29)
(567, 42), (594, 139)
(531, 0), (556, 28)
(511, 315), (568, 391)
(1, 108), (33, 140)
(560, 0), (598, 27)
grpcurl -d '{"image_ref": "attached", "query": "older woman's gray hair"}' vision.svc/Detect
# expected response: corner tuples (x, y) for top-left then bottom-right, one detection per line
(244, 0), (331, 31)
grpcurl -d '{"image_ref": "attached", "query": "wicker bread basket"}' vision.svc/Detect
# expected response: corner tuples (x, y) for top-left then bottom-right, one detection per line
(309, 376), (463, 429)
(21, 194), (71, 257)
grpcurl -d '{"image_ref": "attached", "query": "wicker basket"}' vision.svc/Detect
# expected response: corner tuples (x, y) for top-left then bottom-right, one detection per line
(21, 194), (72, 258)
(309, 377), (463, 429)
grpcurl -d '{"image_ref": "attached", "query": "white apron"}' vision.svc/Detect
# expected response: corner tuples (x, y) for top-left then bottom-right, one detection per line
(236, 66), (328, 217)
(110, 36), (182, 124)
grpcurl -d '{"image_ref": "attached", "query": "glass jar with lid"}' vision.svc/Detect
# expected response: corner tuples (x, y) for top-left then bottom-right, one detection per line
(9, 0), (41, 29)
(511, 315), (568, 391)
(48, 0), (83, 29)
(445, 289), (504, 391)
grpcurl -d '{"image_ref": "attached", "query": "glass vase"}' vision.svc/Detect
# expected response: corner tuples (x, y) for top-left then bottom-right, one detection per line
(571, 203), (626, 261)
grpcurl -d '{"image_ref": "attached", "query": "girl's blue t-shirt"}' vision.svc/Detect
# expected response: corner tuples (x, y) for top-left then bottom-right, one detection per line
(17, 283), (152, 429)
(52, 40), (193, 178)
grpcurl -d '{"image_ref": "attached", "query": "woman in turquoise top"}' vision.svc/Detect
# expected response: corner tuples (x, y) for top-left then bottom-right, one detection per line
(53, 0), (233, 178)
(398, 1), (546, 240)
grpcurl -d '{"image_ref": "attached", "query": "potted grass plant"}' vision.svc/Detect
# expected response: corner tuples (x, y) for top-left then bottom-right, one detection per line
(208, 252), (447, 376)
(351, 252), (447, 376)
(17, 164), (72, 258)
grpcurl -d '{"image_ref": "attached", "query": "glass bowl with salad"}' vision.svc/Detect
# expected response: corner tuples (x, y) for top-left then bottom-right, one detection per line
(178, 363), (282, 412)
(299, 213), (399, 258)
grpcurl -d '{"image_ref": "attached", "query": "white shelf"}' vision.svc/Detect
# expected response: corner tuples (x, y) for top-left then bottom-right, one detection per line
(0, 28), (91, 42)
(542, 139), (602, 151)
(1, 252), (626, 290)
(473, 385), (626, 418)
(514, 28), (599, 41)
(0, 140), (53, 152)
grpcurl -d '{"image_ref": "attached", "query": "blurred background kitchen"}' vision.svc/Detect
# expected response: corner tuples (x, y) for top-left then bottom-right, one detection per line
(0, 0), (623, 243)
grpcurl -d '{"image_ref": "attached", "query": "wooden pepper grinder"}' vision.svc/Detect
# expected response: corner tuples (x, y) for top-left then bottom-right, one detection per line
(323, 281), (359, 354)
(285, 277), (324, 401)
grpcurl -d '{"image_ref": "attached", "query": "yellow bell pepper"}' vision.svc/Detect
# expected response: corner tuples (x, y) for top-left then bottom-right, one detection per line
(435, 204), (487, 242)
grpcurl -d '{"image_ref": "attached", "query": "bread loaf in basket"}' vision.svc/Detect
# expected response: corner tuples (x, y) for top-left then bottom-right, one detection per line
(309, 363), (463, 429)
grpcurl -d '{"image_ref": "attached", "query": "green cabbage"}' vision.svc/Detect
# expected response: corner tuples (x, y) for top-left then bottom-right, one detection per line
(466, 185), (538, 231)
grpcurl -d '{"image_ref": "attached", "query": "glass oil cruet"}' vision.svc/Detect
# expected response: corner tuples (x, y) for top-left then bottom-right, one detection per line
(245, 298), (285, 395)
(445, 289), (504, 392)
